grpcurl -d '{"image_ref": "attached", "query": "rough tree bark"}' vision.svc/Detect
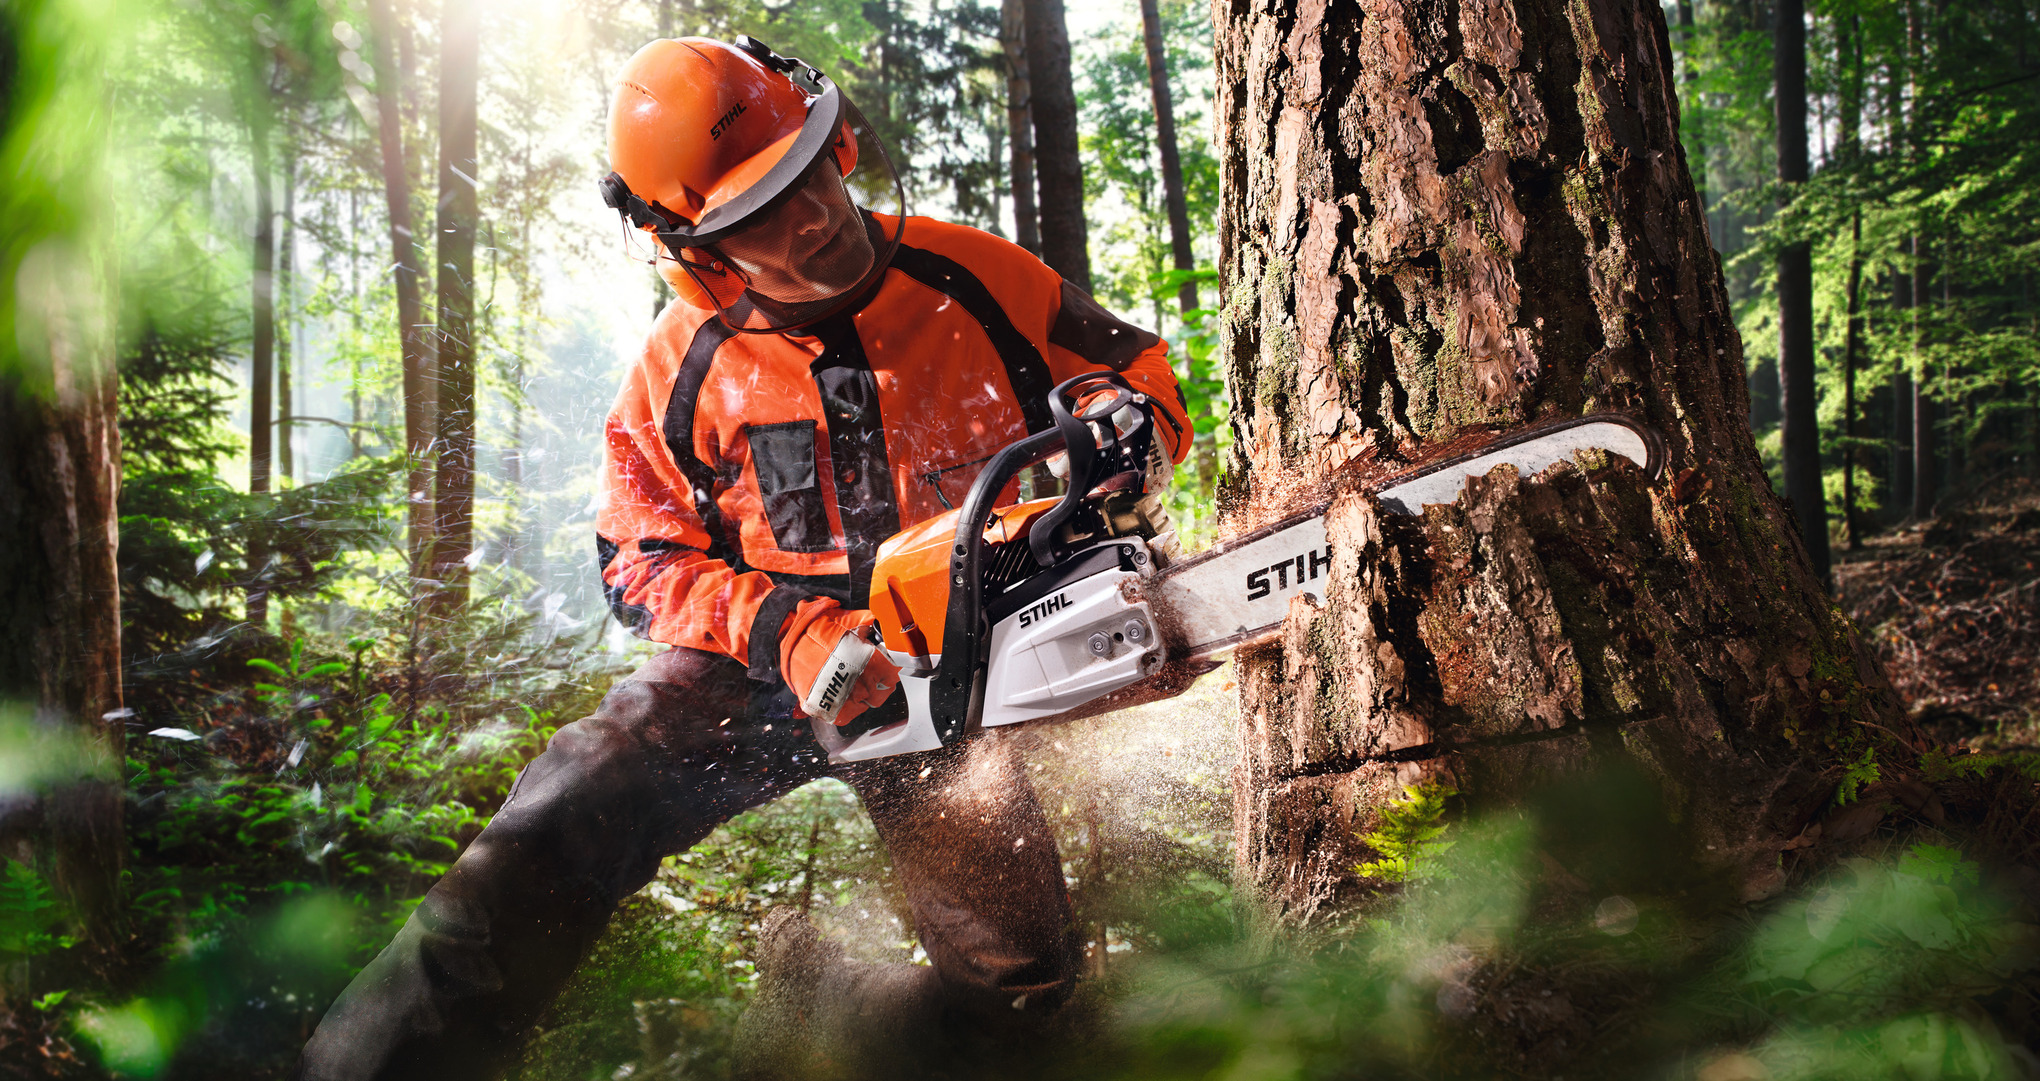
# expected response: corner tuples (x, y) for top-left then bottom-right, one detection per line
(0, 251), (125, 944)
(1022, 0), (1089, 290)
(1214, 0), (1900, 922)
(429, 0), (480, 609)
(1773, 0), (1828, 582)
(367, 0), (434, 576)
(1139, 0), (1199, 314)
(1000, 0), (1041, 257)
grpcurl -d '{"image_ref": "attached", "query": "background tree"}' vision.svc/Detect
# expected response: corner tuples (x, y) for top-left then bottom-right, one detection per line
(365, 0), (435, 576)
(429, 0), (480, 610)
(1774, 0), (1828, 581)
(1022, 0), (1089, 289)
(1214, 0), (1900, 918)
(1000, 0), (1040, 255)
(1137, 0), (1196, 315)
(0, 0), (126, 949)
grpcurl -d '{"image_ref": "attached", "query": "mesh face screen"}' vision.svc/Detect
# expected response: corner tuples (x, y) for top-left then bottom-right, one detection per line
(677, 167), (882, 330)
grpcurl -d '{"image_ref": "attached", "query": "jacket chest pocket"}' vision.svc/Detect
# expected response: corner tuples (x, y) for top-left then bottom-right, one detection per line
(746, 421), (835, 553)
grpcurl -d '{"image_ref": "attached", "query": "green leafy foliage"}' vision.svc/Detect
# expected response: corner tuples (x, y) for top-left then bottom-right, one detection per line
(0, 861), (77, 959)
(1355, 783), (1458, 884)
(1836, 745), (1883, 805)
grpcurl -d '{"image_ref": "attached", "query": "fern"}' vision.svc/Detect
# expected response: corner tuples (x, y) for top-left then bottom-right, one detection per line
(0, 860), (75, 957)
(1354, 783), (1457, 884)
(1834, 746), (1881, 806)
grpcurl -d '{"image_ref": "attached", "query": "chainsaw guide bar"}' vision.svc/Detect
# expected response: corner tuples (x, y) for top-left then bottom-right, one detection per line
(1154, 412), (1666, 664)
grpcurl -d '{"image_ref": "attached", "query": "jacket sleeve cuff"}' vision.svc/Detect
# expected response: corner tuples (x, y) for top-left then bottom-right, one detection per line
(746, 584), (817, 683)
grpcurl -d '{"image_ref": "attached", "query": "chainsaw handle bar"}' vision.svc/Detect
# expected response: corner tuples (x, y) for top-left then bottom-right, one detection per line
(923, 372), (1139, 744)
(1028, 374), (1141, 568)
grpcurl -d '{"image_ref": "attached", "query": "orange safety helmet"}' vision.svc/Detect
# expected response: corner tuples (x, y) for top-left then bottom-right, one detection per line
(601, 36), (903, 332)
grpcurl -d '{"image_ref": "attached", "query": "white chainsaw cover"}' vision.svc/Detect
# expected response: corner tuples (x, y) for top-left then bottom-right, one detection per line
(981, 564), (1159, 727)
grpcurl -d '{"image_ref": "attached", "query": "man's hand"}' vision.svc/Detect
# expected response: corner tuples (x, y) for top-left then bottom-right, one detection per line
(779, 599), (902, 725)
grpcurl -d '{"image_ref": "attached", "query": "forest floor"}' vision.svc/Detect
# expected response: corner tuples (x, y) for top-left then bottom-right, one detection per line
(1835, 474), (2040, 751)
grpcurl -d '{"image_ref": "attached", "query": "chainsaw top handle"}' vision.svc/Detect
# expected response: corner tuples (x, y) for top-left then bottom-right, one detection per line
(1028, 373), (1146, 568)
(923, 371), (1142, 742)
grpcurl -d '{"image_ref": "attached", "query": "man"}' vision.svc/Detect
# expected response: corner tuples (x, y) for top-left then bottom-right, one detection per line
(296, 35), (1189, 1080)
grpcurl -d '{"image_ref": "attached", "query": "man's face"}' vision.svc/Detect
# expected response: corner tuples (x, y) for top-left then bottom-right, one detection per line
(713, 166), (874, 305)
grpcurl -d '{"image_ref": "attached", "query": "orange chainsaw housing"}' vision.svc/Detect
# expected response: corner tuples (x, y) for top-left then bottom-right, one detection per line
(868, 496), (1060, 660)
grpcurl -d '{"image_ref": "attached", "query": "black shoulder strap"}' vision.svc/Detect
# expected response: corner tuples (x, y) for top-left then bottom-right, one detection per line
(888, 244), (1056, 434)
(662, 319), (743, 568)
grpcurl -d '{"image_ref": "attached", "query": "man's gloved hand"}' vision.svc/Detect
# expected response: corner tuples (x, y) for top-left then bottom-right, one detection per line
(779, 598), (902, 726)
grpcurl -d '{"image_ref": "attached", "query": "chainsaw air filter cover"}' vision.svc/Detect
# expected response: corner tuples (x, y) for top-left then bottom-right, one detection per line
(868, 496), (1060, 666)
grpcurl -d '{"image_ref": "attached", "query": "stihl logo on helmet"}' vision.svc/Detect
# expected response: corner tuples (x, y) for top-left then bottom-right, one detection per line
(709, 101), (747, 141)
(601, 35), (906, 334)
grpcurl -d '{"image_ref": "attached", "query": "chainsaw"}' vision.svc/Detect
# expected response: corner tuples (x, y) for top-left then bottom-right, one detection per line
(805, 373), (1666, 762)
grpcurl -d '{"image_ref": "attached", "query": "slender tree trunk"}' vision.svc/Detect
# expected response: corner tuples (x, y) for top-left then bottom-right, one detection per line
(1022, 0), (1089, 290)
(278, 149), (296, 485)
(348, 188), (365, 459)
(430, 0), (481, 608)
(1774, 0), (1826, 582)
(1140, 0), (1198, 314)
(1675, 0), (1707, 213)
(1911, 234), (1936, 518)
(1001, 0), (1041, 256)
(248, 110), (275, 627)
(1904, 0), (1936, 521)
(368, 0), (434, 574)
(1216, 0), (1900, 924)
(0, 254), (125, 946)
(1891, 271), (1913, 512)
(1838, 13), (1862, 548)
(1841, 210), (1863, 550)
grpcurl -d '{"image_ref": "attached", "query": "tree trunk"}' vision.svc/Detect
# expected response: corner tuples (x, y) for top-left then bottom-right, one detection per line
(279, 148), (296, 485)
(1774, 0), (1827, 582)
(1000, 0), (1041, 257)
(1215, 0), (1899, 923)
(1841, 210), (1863, 550)
(1140, 0), (1198, 315)
(367, 0), (434, 575)
(1837, 11), (1861, 548)
(1022, 0), (1089, 290)
(248, 109), (275, 626)
(430, 0), (480, 608)
(0, 253), (125, 945)
(1674, 0), (1706, 215)
(1891, 269), (1913, 511)
(1911, 234), (1936, 518)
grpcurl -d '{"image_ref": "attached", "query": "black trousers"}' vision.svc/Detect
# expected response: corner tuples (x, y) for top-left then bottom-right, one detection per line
(294, 647), (1080, 1081)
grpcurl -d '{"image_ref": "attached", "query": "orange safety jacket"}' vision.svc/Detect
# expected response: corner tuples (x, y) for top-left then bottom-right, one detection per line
(596, 213), (1191, 686)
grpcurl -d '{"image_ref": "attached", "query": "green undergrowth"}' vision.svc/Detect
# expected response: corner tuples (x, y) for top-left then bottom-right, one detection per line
(1037, 774), (2040, 1081)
